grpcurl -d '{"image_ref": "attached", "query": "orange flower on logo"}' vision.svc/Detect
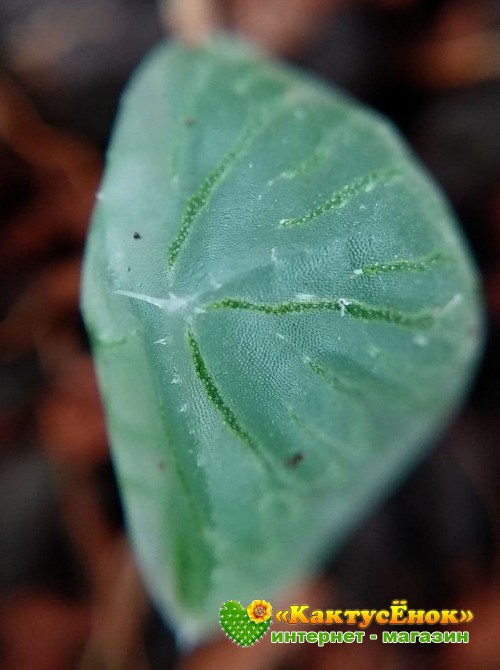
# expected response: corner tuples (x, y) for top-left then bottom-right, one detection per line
(247, 599), (272, 624)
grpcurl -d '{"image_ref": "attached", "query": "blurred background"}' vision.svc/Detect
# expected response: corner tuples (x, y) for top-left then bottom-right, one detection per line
(0, 0), (499, 668)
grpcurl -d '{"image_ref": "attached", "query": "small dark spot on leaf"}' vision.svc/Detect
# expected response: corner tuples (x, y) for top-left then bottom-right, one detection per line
(127, 267), (131, 272)
(158, 461), (166, 471)
(133, 232), (141, 239)
(287, 453), (304, 468)
(184, 117), (196, 127)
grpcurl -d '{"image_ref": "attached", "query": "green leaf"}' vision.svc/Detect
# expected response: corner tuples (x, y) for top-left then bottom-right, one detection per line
(81, 38), (483, 644)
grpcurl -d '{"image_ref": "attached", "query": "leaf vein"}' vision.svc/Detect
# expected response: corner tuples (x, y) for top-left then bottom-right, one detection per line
(280, 166), (402, 227)
(187, 328), (260, 454)
(207, 297), (434, 328)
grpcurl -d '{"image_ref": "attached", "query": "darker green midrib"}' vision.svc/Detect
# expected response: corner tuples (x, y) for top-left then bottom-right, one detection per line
(206, 297), (435, 328)
(361, 251), (447, 275)
(186, 328), (316, 487)
(275, 113), (355, 182)
(187, 328), (261, 456)
(134, 317), (215, 608)
(156, 403), (215, 607)
(279, 165), (403, 228)
(167, 119), (256, 268)
(166, 74), (294, 270)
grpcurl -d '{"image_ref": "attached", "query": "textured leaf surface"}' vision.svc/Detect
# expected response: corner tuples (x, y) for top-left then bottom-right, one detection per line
(81, 38), (482, 642)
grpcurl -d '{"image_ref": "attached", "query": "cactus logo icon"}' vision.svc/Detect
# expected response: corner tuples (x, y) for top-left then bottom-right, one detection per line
(220, 600), (273, 647)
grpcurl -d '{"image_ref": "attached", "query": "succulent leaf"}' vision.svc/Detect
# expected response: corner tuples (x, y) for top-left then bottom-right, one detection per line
(81, 38), (483, 643)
